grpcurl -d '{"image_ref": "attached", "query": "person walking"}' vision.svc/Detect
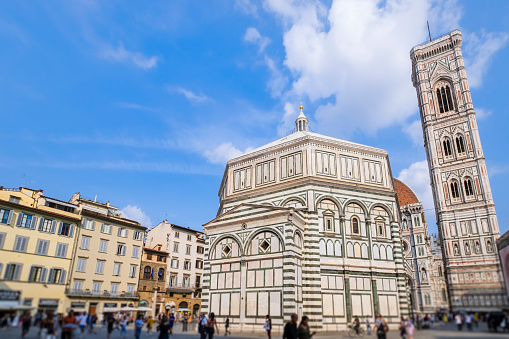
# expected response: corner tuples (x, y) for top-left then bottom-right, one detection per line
(182, 314), (188, 332)
(198, 313), (207, 339)
(374, 314), (388, 339)
(156, 316), (171, 339)
(106, 314), (116, 339)
(188, 313), (193, 332)
(224, 316), (230, 336)
(264, 314), (272, 339)
(61, 310), (77, 339)
(147, 316), (154, 336)
(351, 316), (360, 335)
(119, 314), (128, 338)
(399, 316), (406, 339)
(135, 315), (144, 339)
(454, 313), (463, 331)
(297, 316), (316, 339)
(168, 313), (175, 336)
(405, 317), (415, 339)
(205, 313), (219, 339)
(20, 311), (31, 339)
(366, 317), (372, 335)
(42, 312), (57, 339)
(283, 313), (298, 339)
(465, 313), (473, 331)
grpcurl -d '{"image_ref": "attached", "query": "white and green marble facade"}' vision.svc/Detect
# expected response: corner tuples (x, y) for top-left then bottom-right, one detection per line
(203, 113), (409, 332)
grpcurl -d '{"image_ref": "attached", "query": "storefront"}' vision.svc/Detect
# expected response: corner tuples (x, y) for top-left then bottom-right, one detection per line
(103, 303), (118, 314)
(70, 302), (86, 314)
(38, 299), (59, 314)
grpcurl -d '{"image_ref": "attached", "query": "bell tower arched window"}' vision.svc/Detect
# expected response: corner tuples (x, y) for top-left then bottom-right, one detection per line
(450, 181), (460, 199)
(436, 85), (454, 113)
(464, 178), (474, 196)
(443, 138), (453, 157)
(456, 135), (466, 154)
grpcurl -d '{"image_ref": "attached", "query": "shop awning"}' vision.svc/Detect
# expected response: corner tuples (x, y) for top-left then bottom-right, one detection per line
(0, 305), (35, 311)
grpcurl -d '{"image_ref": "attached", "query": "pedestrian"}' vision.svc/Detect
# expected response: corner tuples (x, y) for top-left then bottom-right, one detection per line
(454, 313), (462, 331)
(120, 314), (128, 338)
(198, 313), (207, 339)
(443, 313), (448, 325)
(62, 310), (77, 339)
(182, 314), (188, 332)
(224, 316), (230, 336)
(473, 313), (479, 328)
(156, 316), (171, 339)
(283, 313), (298, 339)
(405, 317), (415, 339)
(20, 311), (31, 339)
(106, 314), (116, 339)
(366, 317), (372, 335)
(188, 313), (193, 332)
(399, 316), (406, 339)
(168, 313), (175, 335)
(42, 312), (57, 339)
(90, 313), (97, 334)
(205, 312), (219, 339)
(147, 316), (154, 335)
(297, 315), (316, 339)
(374, 314), (388, 339)
(135, 315), (144, 339)
(78, 312), (87, 336)
(465, 313), (473, 331)
(264, 314), (272, 339)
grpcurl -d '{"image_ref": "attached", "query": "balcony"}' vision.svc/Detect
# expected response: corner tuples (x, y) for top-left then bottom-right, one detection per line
(166, 283), (194, 293)
(65, 289), (140, 300)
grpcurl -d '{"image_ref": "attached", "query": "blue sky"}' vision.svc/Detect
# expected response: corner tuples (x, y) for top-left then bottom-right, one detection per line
(1, 0), (508, 235)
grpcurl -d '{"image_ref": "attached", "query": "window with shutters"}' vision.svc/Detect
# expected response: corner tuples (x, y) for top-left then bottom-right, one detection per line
(169, 275), (178, 287)
(175, 231), (180, 238)
(80, 236), (90, 250)
(133, 231), (143, 241)
(4, 264), (22, 281)
(129, 265), (137, 278)
(184, 261), (191, 270)
(9, 196), (20, 204)
(41, 219), (53, 232)
(183, 276), (190, 287)
(195, 260), (203, 269)
(143, 266), (151, 279)
(187, 234), (192, 241)
(99, 240), (108, 253)
(450, 181), (460, 199)
(95, 261), (105, 274)
(464, 178), (475, 197)
(76, 258), (87, 272)
(18, 214), (34, 228)
(92, 282), (101, 295)
(35, 239), (49, 255)
(186, 245), (191, 255)
(100, 223), (112, 234)
(58, 223), (72, 236)
(197, 246), (204, 254)
(118, 228), (128, 238)
(82, 219), (95, 230)
(47, 268), (64, 284)
(158, 268), (165, 281)
(113, 263), (121, 276)
(132, 246), (139, 258)
(73, 280), (83, 291)
(116, 243), (126, 256)
(173, 243), (179, 253)
(14, 236), (29, 252)
(0, 209), (12, 224)
(28, 266), (44, 282)
(127, 284), (135, 294)
(111, 283), (119, 296)
(171, 259), (179, 269)
(0, 232), (5, 249)
(55, 243), (68, 258)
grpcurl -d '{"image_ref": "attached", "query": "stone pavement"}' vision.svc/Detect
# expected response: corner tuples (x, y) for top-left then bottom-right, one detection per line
(5, 322), (509, 338)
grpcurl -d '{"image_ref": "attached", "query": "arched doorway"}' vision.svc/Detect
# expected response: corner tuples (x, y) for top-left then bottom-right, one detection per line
(192, 304), (200, 315)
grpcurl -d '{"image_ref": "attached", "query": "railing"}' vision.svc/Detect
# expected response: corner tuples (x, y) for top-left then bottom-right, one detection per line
(65, 289), (139, 299)
(166, 283), (194, 292)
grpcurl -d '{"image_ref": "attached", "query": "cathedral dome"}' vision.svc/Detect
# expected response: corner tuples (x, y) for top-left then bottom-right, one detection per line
(393, 178), (420, 206)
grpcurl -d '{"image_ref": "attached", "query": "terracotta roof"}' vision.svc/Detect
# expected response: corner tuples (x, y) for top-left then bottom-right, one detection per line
(393, 178), (420, 206)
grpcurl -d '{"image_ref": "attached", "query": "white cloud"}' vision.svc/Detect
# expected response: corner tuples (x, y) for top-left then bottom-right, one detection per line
(235, 0), (258, 16)
(262, 0), (505, 139)
(100, 42), (158, 69)
(403, 120), (423, 146)
(463, 31), (509, 88)
(475, 108), (492, 120)
(203, 142), (248, 164)
(244, 27), (271, 52)
(277, 101), (298, 135)
(121, 205), (152, 227)
(264, 55), (288, 98)
(175, 87), (212, 103)
(397, 160), (434, 213)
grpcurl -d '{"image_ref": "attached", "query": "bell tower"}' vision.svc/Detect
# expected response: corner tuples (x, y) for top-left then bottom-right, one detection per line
(410, 30), (506, 311)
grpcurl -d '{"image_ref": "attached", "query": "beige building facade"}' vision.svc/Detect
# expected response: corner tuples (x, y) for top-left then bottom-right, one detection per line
(411, 30), (506, 311)
(0, 187), (80, 314)
(145, 222), (205, 316)
(65, 193), (146, 315)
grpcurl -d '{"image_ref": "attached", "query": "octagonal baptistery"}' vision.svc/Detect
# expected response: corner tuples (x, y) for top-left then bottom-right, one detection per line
(202, 107), (409, 333)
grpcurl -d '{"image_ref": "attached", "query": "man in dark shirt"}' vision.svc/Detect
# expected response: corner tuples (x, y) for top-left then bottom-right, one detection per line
(283, 313), (298, 339)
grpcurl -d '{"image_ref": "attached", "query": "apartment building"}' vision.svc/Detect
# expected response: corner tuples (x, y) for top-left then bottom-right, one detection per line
(0, 187), (80, 314)
(145, 221), (204, 315)
(138, 245), (169, 316)
(65, 193), (146, 315)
